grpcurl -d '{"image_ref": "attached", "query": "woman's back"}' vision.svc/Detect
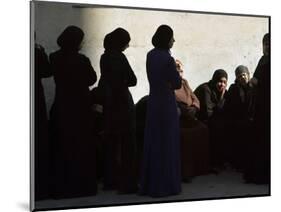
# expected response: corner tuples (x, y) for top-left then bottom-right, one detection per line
(50, 50), (96, 100)
(146, 49), (181, 97)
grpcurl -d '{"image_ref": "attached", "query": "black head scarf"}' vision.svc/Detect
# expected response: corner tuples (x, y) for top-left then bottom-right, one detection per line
(211, 69), (228, 85)
(104, 28), (130, 52)
(235, 65), (249, 77)
(103, 32), (113, 50)
(262, 33), (270, 57)
(57, 25), (84, 51)
(152, 25), (173, 49)
(263, 33), (270, 44)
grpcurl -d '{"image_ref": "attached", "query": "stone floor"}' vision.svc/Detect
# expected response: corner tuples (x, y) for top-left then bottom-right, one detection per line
(35, 167), (269, 211)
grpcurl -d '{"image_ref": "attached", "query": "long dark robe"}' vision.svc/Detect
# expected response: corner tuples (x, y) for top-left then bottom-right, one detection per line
(244, 55), (270, 184)
(194, 82), (227, 167)
(89, 87), (105, 181)
(223, 82), (256, 170)
(253, 55), (270, 129)
(136, 95), (210, 181)
(49, 49), (97, 198)
(224, 82), (255, 120)
(98, 50), (138, 193)
(135, 95), (149, 182)
(34, 44), (52, 200)
(140, 48), (182, 197)
(175, 80), (210, 179)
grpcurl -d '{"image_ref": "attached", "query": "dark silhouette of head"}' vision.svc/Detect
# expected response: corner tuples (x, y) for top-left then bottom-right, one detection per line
(152, 25), (174, 49)
(104, 28), (130, 52)
(263, 33), (269, 44)
(262, 33), (270, 56)
(103, 33), (112, 50)
(57, 25), (84, 51)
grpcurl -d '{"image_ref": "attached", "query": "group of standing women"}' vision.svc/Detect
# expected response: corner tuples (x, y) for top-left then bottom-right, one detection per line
(47, 26), (140, 198)
(35, 24), (183, 200)
(34, 23), (270, 201)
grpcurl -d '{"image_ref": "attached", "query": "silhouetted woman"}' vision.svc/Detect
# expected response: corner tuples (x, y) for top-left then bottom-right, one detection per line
(174, 59), (210, 179)
(34, 42), (52, 200)
(194, 69), (228, 123)
(194, 69), (228, 169)
(98, 28), (138, 193)
(243, 33), (270, 184)
(224, 65), (255, 170)
(49, 26), (97, 198)
(140, 25), (182, 197)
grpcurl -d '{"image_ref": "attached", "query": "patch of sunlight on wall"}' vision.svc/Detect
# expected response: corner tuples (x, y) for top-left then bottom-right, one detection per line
(34, 2), (269, 110)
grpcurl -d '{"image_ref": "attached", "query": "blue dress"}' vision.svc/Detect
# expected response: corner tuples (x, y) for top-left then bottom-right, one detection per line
(140, 48), (182, 197)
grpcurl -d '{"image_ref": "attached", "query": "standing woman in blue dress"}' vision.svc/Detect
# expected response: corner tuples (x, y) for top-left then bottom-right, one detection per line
(140, 25), (182, 197)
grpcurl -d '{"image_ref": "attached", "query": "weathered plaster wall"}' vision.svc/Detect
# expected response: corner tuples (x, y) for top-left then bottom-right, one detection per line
(33, 1), (269, 111)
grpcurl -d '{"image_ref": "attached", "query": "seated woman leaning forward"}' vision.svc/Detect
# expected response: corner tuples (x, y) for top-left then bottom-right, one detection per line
(175, 59), (210, 180)
(194, 69), (228, 168)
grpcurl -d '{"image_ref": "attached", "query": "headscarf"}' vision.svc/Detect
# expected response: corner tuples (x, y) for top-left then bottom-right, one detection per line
(175, 59), (200, 108)
(211, 69), (228, 84)
(263, 33), (270, 44)
(103, 33), (113, 50)
(152, 25), (173, 49)
(57, 25), (84, 51)
(104, 27), (130, 52)
(262, 33), (270, 56)
(235, 65), (249, 77)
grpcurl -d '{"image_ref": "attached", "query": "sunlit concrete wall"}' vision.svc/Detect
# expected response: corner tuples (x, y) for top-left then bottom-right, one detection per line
(33, 1), (269, 111)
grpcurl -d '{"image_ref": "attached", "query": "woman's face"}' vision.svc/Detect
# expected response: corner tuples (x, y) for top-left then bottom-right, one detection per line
(168, 36), (175, 48)
(176, 61), (184, 77)
(236, 72), (249, 86)
(216, 77), (227, 93)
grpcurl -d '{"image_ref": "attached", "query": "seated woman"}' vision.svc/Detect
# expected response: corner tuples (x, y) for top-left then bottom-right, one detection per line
(194, 69), (228, 169)
(175, 60), (200, 124)
(174, 60), (210, 179)
(224, 65), (255, 171)
(194, 69), (228, 123)
(224, 65), (255, 121)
